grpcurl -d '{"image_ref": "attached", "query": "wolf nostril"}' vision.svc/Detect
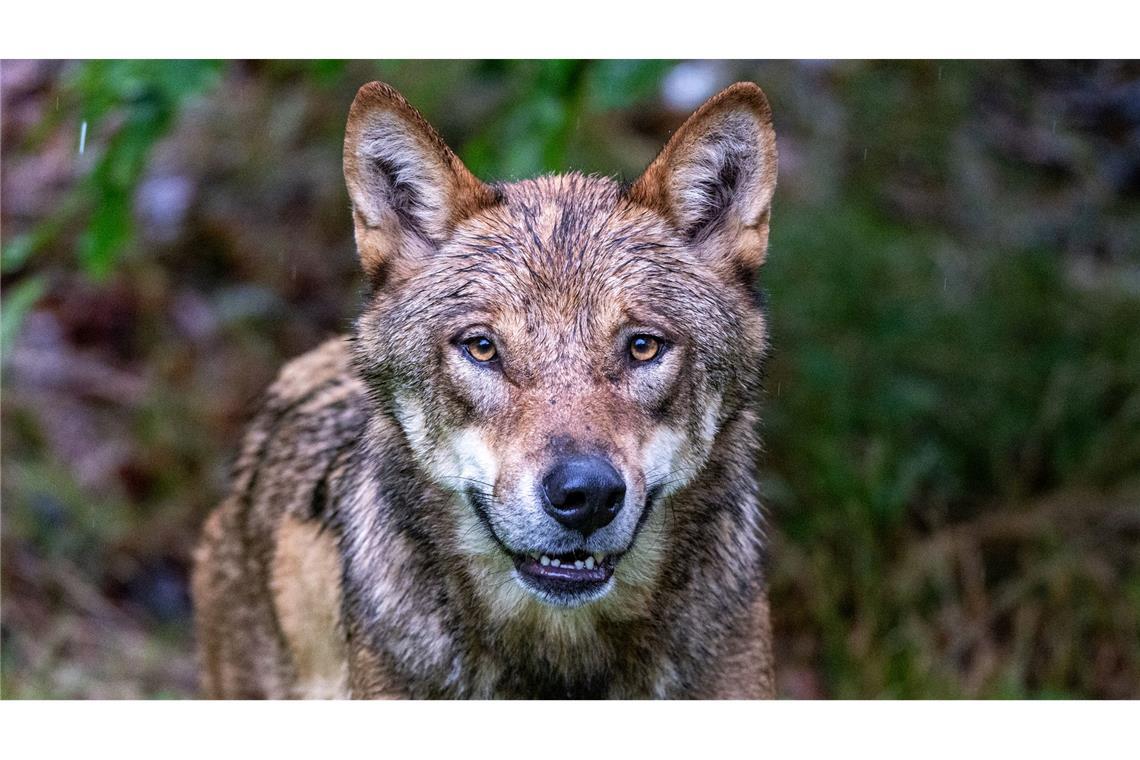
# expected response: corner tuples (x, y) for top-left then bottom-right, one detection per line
(541, 455), (626, 536)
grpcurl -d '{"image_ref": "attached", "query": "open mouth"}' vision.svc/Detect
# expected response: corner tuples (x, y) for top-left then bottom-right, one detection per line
(512, 549), (617, 600)
(465, 488), (630, 605)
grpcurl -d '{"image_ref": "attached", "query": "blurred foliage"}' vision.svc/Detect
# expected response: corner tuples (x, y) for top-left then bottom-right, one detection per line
(2, 60), (1138, 698)
(4, 61), (223, 279)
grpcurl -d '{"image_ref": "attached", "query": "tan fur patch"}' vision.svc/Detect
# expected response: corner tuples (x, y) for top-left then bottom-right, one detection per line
(270, 516), (349, 698)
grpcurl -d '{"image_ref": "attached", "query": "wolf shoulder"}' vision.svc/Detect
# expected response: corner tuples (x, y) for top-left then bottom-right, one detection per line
(263, 336), (364, 420)
(234, 337), (368, 491)
(193, 337), (368, 698)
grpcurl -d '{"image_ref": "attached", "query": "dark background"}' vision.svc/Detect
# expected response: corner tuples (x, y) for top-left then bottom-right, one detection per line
(2, 60), (1138, 698)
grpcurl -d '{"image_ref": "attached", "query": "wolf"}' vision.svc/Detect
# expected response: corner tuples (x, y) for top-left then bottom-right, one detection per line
(191, 79), (779, 699)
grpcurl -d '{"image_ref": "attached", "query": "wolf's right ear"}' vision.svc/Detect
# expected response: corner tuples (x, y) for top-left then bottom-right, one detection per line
(343, 82), (497, 283)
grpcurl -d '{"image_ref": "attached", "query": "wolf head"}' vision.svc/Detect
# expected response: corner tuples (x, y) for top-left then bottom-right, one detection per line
(345, 81), (776, 614)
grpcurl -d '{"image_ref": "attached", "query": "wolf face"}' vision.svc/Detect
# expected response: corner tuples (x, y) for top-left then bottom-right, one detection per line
(344, 82), (777, 614)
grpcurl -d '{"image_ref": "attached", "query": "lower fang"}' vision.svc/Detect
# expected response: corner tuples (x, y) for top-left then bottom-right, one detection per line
(585, 557), (595, 569)
(540, 556), (550, 566)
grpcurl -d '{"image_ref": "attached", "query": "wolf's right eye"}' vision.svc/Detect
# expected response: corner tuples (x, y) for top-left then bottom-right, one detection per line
(463, 336), (498, 363)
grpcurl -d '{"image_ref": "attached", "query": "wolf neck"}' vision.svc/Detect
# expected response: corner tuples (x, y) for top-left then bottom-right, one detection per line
(339, 412), (766, 698)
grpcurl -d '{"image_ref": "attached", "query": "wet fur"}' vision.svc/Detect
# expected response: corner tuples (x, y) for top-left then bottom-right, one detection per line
(193, 81), (779, 698)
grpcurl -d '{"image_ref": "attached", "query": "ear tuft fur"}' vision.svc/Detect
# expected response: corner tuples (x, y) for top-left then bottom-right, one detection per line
(629, 82), (778, 267)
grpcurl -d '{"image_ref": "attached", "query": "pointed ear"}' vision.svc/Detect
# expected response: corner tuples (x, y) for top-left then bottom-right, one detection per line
(629, 82), (778, 270)
(343, 82), (497, 282)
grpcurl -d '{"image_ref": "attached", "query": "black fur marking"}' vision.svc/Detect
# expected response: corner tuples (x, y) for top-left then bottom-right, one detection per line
(309, 439), (358, 522)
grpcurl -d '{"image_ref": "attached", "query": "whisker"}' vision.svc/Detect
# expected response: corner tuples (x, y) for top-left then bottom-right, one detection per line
(439, 475), (498, 490)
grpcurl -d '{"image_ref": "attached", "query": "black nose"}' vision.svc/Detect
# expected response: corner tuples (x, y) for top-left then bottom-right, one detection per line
(541, 455), (626, 535)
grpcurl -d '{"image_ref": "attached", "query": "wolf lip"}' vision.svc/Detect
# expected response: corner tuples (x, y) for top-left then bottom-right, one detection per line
(466, 489), (620, 599)
(513, 550), (615, 592)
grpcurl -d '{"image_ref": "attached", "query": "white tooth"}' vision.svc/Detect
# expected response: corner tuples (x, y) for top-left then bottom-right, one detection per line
(540, 555), (550, 566)
(585, 557), (595, 570)
(574, 560), (584, 570)
(550, 559), (561, 567)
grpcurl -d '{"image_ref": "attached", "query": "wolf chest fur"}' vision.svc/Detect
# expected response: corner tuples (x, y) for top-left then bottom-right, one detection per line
(192, 79), (779, 698)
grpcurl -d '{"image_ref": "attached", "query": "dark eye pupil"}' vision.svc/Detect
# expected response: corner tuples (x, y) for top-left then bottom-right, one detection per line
(475, 338), (491, 352)
(634, 338), (649, 351)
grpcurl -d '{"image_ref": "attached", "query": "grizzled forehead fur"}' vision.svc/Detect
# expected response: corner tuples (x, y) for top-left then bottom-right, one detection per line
(344, 80), (778, 418)
(353, 172), (767, 408)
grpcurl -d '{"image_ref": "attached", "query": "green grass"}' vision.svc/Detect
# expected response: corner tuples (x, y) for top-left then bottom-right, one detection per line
(762, 201), (1140, 697)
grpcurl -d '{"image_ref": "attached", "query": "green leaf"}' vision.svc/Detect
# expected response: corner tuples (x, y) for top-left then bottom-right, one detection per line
(1, 234), (37, 274)
(1, 276), (46, 361)
(62, 60), (225, 278)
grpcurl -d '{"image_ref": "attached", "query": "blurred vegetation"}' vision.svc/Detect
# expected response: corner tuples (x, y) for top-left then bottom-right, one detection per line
(2, 60), (1138, 698)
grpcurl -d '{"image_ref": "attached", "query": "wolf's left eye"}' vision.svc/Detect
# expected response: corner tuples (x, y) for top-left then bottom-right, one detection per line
(628, 334), (662, 363)
(463, 336), (498, 363)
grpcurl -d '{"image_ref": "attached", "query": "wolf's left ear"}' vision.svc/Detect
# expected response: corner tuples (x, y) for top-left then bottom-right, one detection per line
(343, 82), (497, 282)
(629, 82), (778, 271)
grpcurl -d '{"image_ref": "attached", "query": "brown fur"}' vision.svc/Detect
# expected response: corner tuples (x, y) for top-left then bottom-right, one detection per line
(193, 80), (779, 698)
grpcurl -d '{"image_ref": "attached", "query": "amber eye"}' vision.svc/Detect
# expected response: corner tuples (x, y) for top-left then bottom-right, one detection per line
(463, 336), (498, 363)
(629, 334), (662, 362)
